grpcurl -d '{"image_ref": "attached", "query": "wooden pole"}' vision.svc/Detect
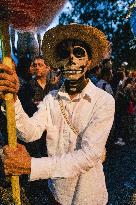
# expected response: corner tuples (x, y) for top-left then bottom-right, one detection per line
(0, 22), (21, 205)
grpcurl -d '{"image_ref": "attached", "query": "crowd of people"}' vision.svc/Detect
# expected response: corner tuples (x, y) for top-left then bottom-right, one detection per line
(88, 59), (136, 146)
(0, 23), (135, 205)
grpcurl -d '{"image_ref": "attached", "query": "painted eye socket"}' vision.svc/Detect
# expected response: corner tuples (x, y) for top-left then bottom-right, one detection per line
(58, 47), (86, 59)
(73, 47), (85, 58)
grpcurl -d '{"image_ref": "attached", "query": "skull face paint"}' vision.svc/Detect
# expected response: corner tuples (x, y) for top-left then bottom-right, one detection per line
(57, 40), (92, 80)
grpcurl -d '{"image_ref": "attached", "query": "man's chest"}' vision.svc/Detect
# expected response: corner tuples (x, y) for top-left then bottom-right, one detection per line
(50, 98), (96, 133)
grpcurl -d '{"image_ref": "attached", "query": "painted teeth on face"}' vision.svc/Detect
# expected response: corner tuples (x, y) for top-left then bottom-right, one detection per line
(76, 70), (82, 74)
(63, 67), (84, 74)
(63, 70), (83, 74)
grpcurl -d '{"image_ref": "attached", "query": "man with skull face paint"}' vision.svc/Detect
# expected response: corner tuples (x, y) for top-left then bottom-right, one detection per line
(0, 24), (115, 205)
(56, 39), (92, 95)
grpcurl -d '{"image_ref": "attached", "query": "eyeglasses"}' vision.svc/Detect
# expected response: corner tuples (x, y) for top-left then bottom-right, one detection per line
(58, 46), (86, 59)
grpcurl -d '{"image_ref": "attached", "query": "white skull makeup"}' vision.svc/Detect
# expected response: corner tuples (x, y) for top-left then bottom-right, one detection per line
(57, 40), (92, 80)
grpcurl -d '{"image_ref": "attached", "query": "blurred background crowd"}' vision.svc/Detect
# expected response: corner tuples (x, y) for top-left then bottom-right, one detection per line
(0, 0), (136, 204)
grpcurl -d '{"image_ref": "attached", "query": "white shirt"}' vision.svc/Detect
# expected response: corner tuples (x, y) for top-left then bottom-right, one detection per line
(96, 79), (114, 96)
(15, 80), (115, 205)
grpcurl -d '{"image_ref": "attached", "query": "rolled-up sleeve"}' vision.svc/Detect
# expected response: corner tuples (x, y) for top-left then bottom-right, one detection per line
(30, 95), (115, 181)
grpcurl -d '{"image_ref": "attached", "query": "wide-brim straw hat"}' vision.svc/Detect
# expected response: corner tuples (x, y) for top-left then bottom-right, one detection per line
(42, 24), (110, 70)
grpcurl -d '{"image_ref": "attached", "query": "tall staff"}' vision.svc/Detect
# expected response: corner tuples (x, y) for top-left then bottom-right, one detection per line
(0, 21), (21, 205)
(0, 0), (66, 204)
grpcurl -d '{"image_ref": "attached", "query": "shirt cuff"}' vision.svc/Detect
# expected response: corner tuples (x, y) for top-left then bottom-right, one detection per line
(30, 157), (52, 181)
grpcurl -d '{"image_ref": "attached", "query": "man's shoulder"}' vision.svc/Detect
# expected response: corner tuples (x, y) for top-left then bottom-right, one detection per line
(91, 82), (114, 104)
(88, 79), (111, 95)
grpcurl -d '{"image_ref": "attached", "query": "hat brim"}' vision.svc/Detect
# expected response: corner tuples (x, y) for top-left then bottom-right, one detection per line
(42, 24), (109, 69)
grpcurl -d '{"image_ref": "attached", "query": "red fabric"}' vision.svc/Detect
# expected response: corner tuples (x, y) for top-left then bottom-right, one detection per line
(0, 0), (66, 31)
(128, 101), (135, 114)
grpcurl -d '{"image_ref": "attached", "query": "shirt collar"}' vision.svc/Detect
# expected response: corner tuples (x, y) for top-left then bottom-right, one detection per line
(57, 79), (96, 103)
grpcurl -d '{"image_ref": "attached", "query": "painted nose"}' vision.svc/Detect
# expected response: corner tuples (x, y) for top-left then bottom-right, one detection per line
(69, 52), (74, 61)
(68, 56), (75, 66)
